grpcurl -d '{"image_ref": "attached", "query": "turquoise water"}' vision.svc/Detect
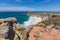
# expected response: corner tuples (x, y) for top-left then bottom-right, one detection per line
(0, 12), (29, 24)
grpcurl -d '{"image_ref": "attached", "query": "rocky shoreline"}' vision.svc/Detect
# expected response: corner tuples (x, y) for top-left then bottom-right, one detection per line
(0, 13), (60, 40)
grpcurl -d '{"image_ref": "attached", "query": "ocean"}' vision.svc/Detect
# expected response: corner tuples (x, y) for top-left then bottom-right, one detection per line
(0, 12), (29, 24)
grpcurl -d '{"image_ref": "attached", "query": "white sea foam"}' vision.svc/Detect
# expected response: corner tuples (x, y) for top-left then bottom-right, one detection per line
(22, 16), (45, 28)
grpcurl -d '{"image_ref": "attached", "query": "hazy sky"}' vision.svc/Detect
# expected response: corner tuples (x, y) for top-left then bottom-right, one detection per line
(0, 0), (60, 11)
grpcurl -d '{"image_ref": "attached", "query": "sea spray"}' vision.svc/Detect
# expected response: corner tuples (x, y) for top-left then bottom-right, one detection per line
(22, 16), (44, 28)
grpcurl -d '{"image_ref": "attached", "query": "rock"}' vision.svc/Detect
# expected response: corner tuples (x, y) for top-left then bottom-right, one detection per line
(0, 17), (20, 40)
(28, 26), (60, 40)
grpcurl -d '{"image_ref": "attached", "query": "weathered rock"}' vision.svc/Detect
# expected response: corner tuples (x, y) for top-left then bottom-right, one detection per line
(28, 26), (60, 40)
(13, 23), (26, 40)
(0, 17), (20, 40)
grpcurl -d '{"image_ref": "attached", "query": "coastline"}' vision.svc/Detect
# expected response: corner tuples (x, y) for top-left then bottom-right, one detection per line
(0, 12), (60, 40)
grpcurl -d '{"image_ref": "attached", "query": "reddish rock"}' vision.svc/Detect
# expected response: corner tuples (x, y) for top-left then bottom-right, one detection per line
(28, 26), (60, 40)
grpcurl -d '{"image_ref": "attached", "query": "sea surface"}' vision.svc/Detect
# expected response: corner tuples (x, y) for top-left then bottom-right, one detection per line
(0, 12), (29, 24)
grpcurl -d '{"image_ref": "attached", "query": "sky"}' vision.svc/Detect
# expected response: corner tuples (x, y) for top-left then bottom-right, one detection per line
(0, 0), (60, 11)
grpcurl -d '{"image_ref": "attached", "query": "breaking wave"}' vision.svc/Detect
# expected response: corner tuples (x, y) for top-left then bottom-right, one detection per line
(22, 16), (43, 28)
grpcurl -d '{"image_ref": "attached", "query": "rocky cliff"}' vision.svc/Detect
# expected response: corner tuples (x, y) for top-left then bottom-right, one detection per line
(26, 13), (60, 40)
(0, 13), (60, 40)
(0, 17), (29, 40)
(0, 17), (21, 40)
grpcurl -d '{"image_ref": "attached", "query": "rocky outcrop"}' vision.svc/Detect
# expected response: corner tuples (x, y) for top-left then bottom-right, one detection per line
(0, 17), (20, 40)
(0, 17), (27, 40)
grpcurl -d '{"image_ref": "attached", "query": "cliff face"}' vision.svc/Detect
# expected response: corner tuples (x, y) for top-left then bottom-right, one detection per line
(0, 17), (19, 40)
(0, 17), (27, 40)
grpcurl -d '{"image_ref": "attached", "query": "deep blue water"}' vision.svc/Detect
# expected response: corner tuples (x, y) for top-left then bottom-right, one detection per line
(0, 12), (29, 24)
